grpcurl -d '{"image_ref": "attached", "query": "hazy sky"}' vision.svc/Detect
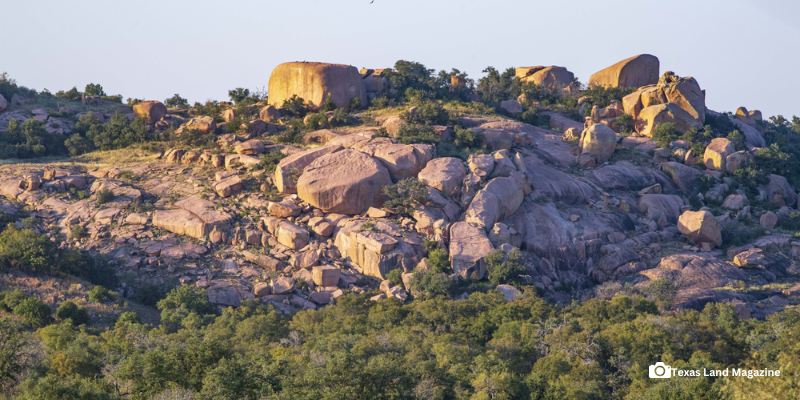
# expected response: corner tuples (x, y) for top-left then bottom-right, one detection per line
(3, 0), (798, 118)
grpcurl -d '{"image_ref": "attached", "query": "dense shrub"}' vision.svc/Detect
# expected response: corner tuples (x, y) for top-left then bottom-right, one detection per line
(280, 95), (310, 118)
(408, 271), (455, 299)
(0, 227), (56, 273)
(476, 66), (518, 106)
(13, 297), (53, 328)
(257, 151), (286, 173)
(87, 286), (112, 303)
(395, 123), (437, 144)
(304, 112), (330, 131)
(56, 301), (90, 325)
(484, 248), (525, 286)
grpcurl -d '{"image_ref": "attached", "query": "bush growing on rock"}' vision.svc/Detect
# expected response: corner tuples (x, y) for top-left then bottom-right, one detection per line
(580, 85), (636, 113)
(383, 178), (428, 216)
(484, 248), (525, 287)
(95, 188), (115, 205)
(386, 269), (403, 286)
(228, 87), (250, 104)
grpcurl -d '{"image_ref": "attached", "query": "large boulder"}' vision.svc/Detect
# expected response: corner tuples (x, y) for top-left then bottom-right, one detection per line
(636, 103), (703, 137)
(133, 101), (166, 124)
(516, 66), (575, 88)
(763, 174), (798, 207)
(500, 99), (523, 114)
(371, 143), (431, 182)
(639, 194), (685, 225)
(179, 116), (217, 135)
(418, 157), (467, 196)
(465, 177), (524, 231)
(275, 145), (342, 194)
(725, 150), (754, 174)
(259, 105), (281, 122)
(579, 124), (617, 163)
(449, 221), (494, 280)
(0, 94), (6, 112)
(268, 62), (367, 110)
(297, 149), (392, 215)
(263, 217), (310, 250)
(703, 138), (735, 171)
(661, 74), (705, 123)
(588, 54), (660, 88)
(678, 210), (722, 247)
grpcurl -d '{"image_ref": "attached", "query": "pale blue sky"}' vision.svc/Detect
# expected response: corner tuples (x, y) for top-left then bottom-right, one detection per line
(3, 0), (798, 118)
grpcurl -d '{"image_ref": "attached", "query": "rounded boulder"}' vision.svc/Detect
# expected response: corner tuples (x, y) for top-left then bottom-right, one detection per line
(297, 149), (392, 215)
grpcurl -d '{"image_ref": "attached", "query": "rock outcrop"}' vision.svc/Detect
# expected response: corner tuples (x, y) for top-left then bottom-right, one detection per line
(268, 62), (366, 111)
(588, 54), (660, 88)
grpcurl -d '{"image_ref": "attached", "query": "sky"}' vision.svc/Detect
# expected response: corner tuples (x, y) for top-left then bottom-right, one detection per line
(3, 0), (799, 118)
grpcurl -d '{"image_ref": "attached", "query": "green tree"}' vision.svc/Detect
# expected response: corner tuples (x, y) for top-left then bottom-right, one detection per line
(228, 88), (250, 104)
(0, 316), (27, 394)
(164, 93), (189, 108)
(84, 83), (105, 96)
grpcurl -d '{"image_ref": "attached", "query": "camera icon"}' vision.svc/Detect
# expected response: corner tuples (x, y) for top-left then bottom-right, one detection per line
(649, 362), (672, 378)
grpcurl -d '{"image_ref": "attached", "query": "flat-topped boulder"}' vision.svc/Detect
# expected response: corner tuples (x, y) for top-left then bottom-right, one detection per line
(297, 149), (392, 215)
(234, 139), (266, 155)
(153, 196), (232, 239)
(334, 219), (425, 279)
(268, 62), (367, 110)
(589, 54), (660, 88)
